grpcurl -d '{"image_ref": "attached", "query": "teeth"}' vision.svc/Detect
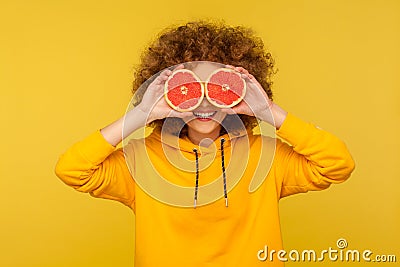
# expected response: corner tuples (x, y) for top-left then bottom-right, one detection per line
(193, 111), (217, 119)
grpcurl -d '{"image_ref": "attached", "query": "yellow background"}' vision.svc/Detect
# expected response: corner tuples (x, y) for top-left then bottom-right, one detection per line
(1, 0), (399, 266)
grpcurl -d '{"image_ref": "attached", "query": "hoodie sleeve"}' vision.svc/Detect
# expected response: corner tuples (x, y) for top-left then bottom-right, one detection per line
(55, 130), (135, 208)
(274, 113), (355, 198)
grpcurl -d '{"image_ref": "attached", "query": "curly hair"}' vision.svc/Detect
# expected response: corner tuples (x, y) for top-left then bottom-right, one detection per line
(132, 20), (275, 135)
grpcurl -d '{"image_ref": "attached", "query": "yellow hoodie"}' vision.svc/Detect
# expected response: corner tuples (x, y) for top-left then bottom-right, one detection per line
(55, 113), (355, 266)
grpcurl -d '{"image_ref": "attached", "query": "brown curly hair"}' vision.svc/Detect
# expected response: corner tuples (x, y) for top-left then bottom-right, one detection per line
(132, 20), (275, 135)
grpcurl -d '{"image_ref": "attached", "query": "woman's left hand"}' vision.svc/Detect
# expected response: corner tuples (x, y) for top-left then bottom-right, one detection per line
(221, 65), (277, 126)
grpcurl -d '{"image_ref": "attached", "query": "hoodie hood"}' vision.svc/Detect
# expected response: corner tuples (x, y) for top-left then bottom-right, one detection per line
(128, 125), (255, 208)
(149, 125), (252, 155)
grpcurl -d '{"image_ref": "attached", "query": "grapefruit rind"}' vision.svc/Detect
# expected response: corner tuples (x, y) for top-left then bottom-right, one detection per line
(205, 68), (246, 108)
(164, 69), (204, 112)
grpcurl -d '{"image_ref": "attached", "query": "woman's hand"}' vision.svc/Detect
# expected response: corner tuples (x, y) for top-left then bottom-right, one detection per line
(136, 66), (192, 124)
(222, 65), (287, 129)
(101, 66), (192, 146)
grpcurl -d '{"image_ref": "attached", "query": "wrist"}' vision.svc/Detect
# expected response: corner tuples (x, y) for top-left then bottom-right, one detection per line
(258, 102), (288, 129)
(270, 103), (288, 129)
(135, 104), (154, 125)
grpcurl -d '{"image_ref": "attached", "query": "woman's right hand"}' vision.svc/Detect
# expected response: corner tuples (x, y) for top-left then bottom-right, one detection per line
(136, 67), (193, 124)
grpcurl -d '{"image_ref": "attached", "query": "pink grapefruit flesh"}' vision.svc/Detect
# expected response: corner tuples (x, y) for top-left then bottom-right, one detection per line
(206, 68), (246, 108)
(164, 69), (204, 112)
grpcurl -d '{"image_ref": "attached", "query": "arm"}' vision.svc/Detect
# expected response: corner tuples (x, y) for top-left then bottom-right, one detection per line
(225, 66), (354, 196)
(55, 104), (152, 207)
(55, 69), (191, 206)
(54, 130), (136, 207)
(274, 113), (355, 198)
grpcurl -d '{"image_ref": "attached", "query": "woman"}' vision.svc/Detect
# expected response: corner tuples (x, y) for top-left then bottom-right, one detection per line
(55, 21), (355, 266)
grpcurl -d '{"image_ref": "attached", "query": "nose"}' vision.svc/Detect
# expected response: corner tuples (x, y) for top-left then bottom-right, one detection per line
(199, 98), (214, 108)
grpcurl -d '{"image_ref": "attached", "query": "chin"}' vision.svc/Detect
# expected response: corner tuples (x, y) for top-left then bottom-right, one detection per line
(187, 120), (221, 135)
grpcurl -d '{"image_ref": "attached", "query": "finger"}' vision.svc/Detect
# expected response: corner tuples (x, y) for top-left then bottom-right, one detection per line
(159, 69), (173, 81)
(168, 110), (193, 118)
(150, 70), (171, 88)
(235, 66), (250, 75)
(240, 73), (249, 80)
(173, 64), (185, 71)
(221, 107), (238, 115)
(178, 111), (193, 118)
(244, 75), (263, 91)
(233, 67), (251, 80)
(233, 101), (254, 116)
(162, 69), (173, 77)
(247, 73), (255, 80)
(220, 108), (237, 115)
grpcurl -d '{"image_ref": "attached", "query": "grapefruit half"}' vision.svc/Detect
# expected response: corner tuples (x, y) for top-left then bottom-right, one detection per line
(205, 68), (246, 108)
(164, 69), (204, 112)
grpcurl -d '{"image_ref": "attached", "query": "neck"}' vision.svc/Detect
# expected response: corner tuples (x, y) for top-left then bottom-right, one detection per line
(187, 126), (221, 147)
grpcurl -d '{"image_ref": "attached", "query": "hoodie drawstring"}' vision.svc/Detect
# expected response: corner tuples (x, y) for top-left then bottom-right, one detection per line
(220, 138), (228, 207)
(192, 139), (228, 208)
(193, 148), (199, 208)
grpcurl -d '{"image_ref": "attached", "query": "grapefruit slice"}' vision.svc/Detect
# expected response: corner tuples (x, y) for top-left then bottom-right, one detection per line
(164, 69), (204, 112)
(205, 68), (246, 108)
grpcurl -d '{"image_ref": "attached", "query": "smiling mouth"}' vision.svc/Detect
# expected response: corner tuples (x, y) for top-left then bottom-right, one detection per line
(192, 111), (217, 119)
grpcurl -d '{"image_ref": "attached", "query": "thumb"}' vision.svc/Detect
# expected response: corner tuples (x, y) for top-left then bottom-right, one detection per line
(167, 110), (193, 119)
(220, 108), (237, 115)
